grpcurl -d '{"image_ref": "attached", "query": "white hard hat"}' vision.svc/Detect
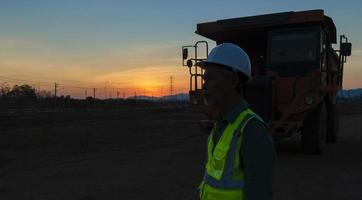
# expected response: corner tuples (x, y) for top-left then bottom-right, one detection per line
(202, 43), (252, 83)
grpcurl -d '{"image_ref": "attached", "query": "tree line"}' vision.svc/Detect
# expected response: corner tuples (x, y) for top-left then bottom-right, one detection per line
(0, 83), (53, 100)
(0, 83), (188, 112)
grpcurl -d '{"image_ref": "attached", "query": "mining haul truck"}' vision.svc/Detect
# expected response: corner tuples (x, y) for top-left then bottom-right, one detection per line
(182, 9), (352, 154)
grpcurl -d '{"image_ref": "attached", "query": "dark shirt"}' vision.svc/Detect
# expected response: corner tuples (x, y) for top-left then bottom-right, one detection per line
(212, 98), (276, 200)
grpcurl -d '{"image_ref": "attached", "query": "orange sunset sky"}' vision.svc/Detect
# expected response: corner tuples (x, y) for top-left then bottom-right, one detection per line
(0, 1), (361, 98)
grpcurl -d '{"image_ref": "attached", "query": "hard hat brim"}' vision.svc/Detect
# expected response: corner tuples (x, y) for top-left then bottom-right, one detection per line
(197, 61), (252, 84)
(195, 61), (206, 68)
(196, 60), (230, 70)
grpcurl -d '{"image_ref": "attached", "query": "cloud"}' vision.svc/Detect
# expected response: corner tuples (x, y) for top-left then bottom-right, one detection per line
(94, 65), (189, 89)
(0, 38), (50, 58)
(0, 38), (41, 47)
(352, 49), (362, 55)
(0, 38), (209, 96)
(0, 39), (189, 95)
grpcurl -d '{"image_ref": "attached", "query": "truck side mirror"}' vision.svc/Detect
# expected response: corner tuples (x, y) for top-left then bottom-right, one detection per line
(183, 48), (188, 60)
(341, 42), (352, 56)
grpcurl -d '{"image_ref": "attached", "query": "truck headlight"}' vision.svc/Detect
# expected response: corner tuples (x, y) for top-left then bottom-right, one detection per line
(304, 96), (314, 105)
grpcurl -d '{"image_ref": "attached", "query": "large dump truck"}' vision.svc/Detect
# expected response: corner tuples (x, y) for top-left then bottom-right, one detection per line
(182, 9), (352, 154)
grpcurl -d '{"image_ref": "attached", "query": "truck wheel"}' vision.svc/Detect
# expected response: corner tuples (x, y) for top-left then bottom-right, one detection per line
(326, 103), (339, 143)
(301, 101), (327, 155)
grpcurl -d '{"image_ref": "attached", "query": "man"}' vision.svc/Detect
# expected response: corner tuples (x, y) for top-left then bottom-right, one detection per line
(198, 43), (276, 200)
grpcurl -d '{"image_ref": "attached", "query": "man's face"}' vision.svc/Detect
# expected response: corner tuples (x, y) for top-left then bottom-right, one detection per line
(202, 64), (235, 106)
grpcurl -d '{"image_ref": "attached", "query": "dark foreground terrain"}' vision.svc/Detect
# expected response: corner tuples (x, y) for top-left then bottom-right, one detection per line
(0, 102), (361, 200)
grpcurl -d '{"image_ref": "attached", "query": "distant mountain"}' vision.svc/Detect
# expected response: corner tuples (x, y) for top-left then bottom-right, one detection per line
(126, 93), (189, 102)
(127, 95), (155, 101)
(159, 93), (189, 101)
(337, 88), (362, 100)
(111, 89), (362, 102)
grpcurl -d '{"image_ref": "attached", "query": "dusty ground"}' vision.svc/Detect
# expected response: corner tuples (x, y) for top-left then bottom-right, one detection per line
(0, 102), (361, 200)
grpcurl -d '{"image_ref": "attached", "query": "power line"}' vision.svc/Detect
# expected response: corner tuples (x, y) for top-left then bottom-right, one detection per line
(0, 74), (189, 99)
(0, 74), (128, 86)
(0, 75), (105, 91)
(0, 75), (53, 85)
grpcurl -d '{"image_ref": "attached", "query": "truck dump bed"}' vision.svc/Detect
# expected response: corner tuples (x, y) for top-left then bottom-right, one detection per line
(196, 9), (336, 44)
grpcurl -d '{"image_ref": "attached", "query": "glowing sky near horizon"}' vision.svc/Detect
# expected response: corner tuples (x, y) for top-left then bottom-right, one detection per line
(0, 0), (361, 98)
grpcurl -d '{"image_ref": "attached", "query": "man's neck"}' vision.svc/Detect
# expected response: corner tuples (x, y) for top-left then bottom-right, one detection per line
(218, 95), (243, 120)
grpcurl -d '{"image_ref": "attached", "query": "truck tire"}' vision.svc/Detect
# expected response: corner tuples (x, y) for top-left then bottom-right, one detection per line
(326, 103), (339, 143)
(301, 101), (327, 155)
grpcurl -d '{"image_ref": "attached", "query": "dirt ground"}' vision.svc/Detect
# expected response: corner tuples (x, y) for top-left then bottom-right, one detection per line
(0, 102), (361, 200)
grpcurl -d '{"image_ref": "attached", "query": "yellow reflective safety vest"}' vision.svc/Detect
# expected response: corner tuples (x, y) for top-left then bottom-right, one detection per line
(198, 108), (266, 200)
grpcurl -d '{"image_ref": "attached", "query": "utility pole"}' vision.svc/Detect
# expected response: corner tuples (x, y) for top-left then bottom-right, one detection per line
(93, 88), (96, 99)
(54, 82), (58, 110)
(54, 82), (58, 98)
(109, 81), (112, 99)
(170, 76), (174, 96)
(117, 91), (120, 99)
(104, 82), (107, 100)
(134, 91), (137, 100)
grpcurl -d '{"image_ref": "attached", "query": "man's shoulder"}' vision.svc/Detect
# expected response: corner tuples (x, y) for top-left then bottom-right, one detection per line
(241, 113), (270, 139)
(244, 116), (268, 132)
(240, 114), (275, 154)
(242, 109), (267, 127)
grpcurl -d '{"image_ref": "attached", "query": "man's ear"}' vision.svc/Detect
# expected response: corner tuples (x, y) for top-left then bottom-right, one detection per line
(230, 74), (240, 90)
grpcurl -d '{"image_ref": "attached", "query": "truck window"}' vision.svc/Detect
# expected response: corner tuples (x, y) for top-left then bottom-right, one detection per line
(269, 30), (318, 64)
